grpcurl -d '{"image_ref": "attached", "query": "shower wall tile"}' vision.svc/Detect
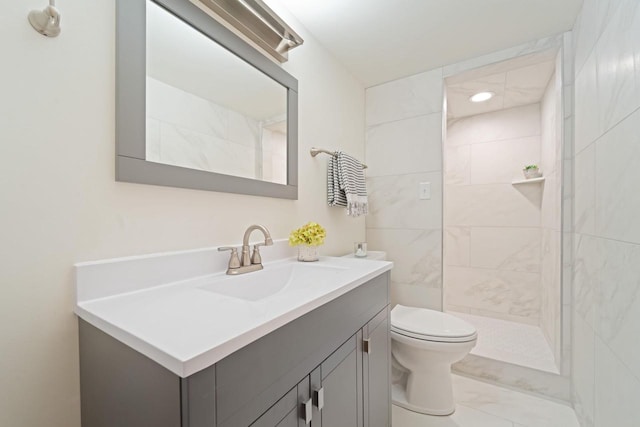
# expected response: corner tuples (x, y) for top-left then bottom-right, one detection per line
(444, 145), (470, 185)
(365, 68), (445, 310)
(447, 104), (541, 146)
(146, 118), (161, 162)
(570, 315), (595, 427)
(365, 113), (442, 176)
(574, 52), (600, 154)
(366, 172), (442, 230)
(595, 238), (640, 381)
(392, 285), (442, 311)
(365, 68), (443, 126)
(446, 183), (541, 228)
(469, 136), (541, 184)
(595, 0), (640, 134)
(443, 34), (563, 78)
(366, 228), (442, 289)
(594, 337), (640, 427)
(147, 77), (228, 140)
(445, 266), (541, 322)
(444, 226), (470, 267)
(594, 109), (640, 244)
(574, 144), (596, 235)
(572, 2), (640, 425)
(469, 227), (541, 273)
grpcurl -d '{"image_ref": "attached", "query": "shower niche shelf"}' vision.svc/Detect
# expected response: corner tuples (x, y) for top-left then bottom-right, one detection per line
(512, 177), (545, 185)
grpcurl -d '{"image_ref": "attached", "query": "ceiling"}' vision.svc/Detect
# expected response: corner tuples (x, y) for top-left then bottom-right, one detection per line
(269, 0), (582, 87)
(446, 51), (557, 119)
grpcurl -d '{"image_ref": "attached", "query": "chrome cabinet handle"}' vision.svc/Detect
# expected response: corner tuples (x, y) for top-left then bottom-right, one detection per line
(313, 387), (324, 410)
(363, 338), (371, 354)
(302, 398), (312, 424)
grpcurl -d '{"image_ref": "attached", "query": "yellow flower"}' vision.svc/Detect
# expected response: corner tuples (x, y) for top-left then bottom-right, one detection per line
(289, 222), (326, 246)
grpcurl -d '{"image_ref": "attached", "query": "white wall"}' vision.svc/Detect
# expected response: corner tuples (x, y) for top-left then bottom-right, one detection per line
(364, 69), (444, 310)
(572, 1), (640, 426)
(444, 104), (543, 324)
(0, 1), (365, 426)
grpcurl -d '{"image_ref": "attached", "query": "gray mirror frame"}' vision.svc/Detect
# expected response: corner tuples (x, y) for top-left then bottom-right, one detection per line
(116, 0), (299, 199)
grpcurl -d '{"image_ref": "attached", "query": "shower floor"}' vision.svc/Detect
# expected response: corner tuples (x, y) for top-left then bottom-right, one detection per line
(449, 311), (559, 374)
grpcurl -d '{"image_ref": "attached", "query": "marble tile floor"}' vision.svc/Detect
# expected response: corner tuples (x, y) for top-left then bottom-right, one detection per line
(393, 375), (579, 427)
(450, 311), (559, 374)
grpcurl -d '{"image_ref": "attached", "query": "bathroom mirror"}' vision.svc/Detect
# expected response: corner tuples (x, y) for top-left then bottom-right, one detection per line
(116, 0), (298, 199)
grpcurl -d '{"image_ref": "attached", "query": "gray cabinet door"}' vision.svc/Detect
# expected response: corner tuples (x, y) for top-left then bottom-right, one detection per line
(363, 308), (391, 427)
(251, 377), (309, 427)
(311, 335), (362, 427)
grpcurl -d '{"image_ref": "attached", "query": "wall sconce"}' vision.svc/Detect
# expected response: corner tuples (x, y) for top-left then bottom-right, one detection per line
(28, 0), (61, 37)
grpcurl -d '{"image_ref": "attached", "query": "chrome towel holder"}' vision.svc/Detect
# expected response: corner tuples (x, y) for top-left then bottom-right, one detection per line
(310, 147), (368, 169)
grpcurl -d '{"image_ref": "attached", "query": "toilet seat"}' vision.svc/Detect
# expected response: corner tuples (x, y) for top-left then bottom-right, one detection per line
(391, 305), (477, 343)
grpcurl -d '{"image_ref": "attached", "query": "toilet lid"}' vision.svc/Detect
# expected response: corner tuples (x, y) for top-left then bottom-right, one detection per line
(391, 305), (477, 343)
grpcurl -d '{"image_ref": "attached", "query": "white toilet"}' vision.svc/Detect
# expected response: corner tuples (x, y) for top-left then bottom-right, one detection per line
(391, 304), (477, 416)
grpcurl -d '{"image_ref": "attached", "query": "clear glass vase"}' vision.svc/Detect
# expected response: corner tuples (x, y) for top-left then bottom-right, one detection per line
(297, 245), (319, 262)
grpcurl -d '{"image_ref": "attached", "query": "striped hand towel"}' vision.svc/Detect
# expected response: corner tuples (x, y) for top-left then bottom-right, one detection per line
(327, 151), (368, 217)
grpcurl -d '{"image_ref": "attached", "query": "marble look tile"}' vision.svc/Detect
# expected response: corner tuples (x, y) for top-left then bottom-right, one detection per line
(595, 238), (640, 380)
(366, 68), (443, 126)
(444, 226), (470, 267)
(574, 144), (595, 235)
(365, 113), (442, 177)
(503, 61), (556, 110)
(445, 266), (540, 320)
(391, 284), (442, 311)
(446, 184), (541, 228)
(595, 0), (640, 133)
(468, 227), (541, 273)
(159, 123), (255, 179)
(443, 34), (562, 78)
(540, 229), (562, 363)
(571, 315), (595, 427)
(595, 109), (640, 244)
(594, 337), (640, 427)
(367, 228), (442, 288)
(146, 118), (161, 162)
(227, 110), (260, 149)
(540, 174), (559, 231)
(563, 32), (574, 86)
(572, 234), (600, 327)
(392, 402), (514, 427)
(573, 51), (600, 154)
(147, 77), (228, 139)
(469, 136), (541, 184)
(453, 375), (578, 427)
(453, 355), (570, 402)
(446, 73), (506, 119)
(366, 172), (442, 230)
(444, 145), (470, 185)
(447, 104), (541, 147)
(573, 0), (599, 75)
(563, 116), (574, 160)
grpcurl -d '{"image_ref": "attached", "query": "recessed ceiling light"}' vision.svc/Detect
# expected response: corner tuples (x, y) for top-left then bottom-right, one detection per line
(470, 91), (494, 103)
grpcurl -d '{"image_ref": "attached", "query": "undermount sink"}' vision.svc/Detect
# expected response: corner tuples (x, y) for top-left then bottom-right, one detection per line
(198, 262), (349, 301)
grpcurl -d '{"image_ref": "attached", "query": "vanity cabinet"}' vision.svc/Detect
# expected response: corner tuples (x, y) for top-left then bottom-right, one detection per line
(79, 271), (390, 427)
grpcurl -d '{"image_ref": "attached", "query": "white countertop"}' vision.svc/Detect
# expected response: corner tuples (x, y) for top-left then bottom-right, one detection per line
(75, 245), (392, 378)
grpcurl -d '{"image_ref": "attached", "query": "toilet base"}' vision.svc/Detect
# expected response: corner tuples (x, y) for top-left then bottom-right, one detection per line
(391, 382), (455, 416)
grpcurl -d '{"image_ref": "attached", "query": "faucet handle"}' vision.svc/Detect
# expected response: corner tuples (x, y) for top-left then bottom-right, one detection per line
(218, 247), (241, 269)
(251, 244), (266, 265)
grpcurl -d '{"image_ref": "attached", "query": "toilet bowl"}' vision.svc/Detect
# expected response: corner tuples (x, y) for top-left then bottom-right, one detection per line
(391, 305), (477, 416)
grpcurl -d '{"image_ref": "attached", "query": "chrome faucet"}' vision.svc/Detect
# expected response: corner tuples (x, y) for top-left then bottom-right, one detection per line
(218, 225), (273, 275)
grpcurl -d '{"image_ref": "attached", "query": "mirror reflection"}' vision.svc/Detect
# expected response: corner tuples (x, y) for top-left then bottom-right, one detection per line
(145, 1), (288, 185)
